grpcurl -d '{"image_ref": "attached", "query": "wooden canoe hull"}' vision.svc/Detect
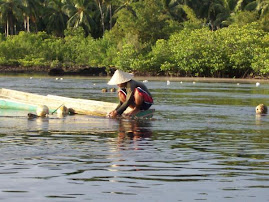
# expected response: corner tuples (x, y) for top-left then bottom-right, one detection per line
(0, 88), (130, 116)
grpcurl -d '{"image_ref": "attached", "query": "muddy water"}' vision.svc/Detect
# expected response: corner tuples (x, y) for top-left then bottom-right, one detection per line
(0, 76), (268, 201)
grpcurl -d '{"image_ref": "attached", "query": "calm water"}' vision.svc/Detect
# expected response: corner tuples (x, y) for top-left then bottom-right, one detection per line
(0, 76), (268, 202)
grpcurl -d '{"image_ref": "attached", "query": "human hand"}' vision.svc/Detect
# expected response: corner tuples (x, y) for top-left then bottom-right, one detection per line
(107, 110), (118, 118)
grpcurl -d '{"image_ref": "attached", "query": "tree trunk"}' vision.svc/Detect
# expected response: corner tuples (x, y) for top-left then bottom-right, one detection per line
(6, 20), (9, 36)
(109, 4), (112, 30)
(98, 1), (105, 35)
(8, 15), (14, 35)
(27, 16), (30, 32)
(24, 17), (27, 31)
(10, 21), (14, 35)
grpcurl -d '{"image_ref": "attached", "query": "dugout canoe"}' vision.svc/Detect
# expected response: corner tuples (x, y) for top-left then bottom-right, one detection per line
(0, 88), (155, 118)
(0, 88), (120, 116)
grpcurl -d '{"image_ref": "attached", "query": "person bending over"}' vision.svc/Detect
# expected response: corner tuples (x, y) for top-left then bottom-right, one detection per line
(107, 70), (153, 118)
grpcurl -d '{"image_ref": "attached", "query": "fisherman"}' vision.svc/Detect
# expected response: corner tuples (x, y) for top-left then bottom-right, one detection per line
(107, 69), (153, 118)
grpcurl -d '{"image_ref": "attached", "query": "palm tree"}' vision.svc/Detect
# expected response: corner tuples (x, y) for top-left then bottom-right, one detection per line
(95, 0), (105, 35)
(44, 0), (68, 37)
(162, 0), (187, 22)
(92, 0), (130, 34)
(0, 0), (23, 36)
(104, 0), (113, 30)
(92, 0), (119, 35)
(256, 0), (269, 16)
(235, 0), (257, 11)
(22, 0), (41, 32)
(64, 0), (97, 36)
(199, 0), (232, 30)
(185, 0), (203, 14)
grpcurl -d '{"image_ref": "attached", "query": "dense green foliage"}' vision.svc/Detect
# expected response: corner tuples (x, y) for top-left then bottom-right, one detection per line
(0, 0), (268, 77)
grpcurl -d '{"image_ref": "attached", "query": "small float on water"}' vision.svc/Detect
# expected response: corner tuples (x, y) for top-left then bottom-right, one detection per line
(256, 104), (268, 115)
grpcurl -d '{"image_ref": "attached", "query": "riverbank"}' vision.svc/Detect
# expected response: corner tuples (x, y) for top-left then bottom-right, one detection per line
(142, 76), (269, 84)
(0, 65), (109, 76)
(0, 65), (269, 84)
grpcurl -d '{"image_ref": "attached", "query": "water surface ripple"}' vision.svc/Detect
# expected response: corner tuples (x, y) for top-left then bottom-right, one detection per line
(0, 76), (268, 201)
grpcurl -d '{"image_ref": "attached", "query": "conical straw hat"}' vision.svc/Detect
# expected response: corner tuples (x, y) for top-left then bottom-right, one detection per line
(107, 70), (134, 85)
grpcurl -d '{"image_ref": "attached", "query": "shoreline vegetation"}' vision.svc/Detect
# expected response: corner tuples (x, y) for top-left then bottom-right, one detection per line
(0, 63), (268, 82)
(0, 0), (268, 79)
(1, 67), (268, 84)
(0, 24), (268, 79)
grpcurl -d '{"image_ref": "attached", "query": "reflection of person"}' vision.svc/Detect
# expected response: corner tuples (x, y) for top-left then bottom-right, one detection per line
(118, 119), (152, 142)
(107, 70), (153, 118)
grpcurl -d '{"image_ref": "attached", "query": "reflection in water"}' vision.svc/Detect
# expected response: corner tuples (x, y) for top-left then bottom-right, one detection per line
(116, 119), (153, 152)
(117, 119), (152, 142)
(255, 114), (268, 125)
(27, 117), (50, 132)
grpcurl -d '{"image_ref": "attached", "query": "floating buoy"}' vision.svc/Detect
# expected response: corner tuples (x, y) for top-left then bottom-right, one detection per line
(57, 105), (69, 116)
(256, 104), (268, 115)
(110, 88), (116, 92)
(36, 105), (49, 117)
(143, 80), (148, 83)
(68, 108), (76, 115)
(28, 113), (38, 119)
(167, 80), (170, 85)
(193, 81), (196, 84)
(256, 82), (260, 87)
(55, 78), (59, 80)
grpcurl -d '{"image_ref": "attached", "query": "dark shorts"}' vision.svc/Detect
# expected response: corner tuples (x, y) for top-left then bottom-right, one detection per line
(139, 100), (152, 110)
(119, 87), (153, 110)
